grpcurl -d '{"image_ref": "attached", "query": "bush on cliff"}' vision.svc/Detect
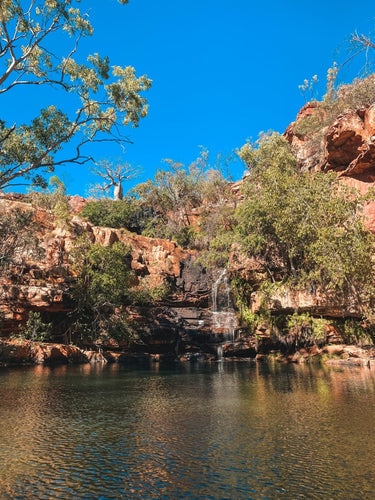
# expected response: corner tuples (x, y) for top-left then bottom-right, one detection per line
(0, 208), (44, 275)
(80, 198), (151, 234)
(27, 176), (71, 226)
(236, 132), (375, 316)
(70, 240), (137, 343)
(17, 312), (52, 343)
(131, 151), (234, 247)
(294, 72), (375, 138)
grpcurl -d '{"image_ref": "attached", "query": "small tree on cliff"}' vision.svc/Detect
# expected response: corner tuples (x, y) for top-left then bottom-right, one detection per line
(90, 160), (141, 200)
(70, 240), (137, 343)
(0, 1), (151, 190)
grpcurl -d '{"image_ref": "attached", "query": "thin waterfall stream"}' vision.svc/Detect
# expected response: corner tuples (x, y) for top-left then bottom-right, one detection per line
(211, 268), (238, 360)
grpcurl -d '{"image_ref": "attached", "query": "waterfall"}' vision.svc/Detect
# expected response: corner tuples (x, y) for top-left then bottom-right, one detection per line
(211, 268), (238, 353)
(212, 268), (228, 313)
(217, 345), (223, 362)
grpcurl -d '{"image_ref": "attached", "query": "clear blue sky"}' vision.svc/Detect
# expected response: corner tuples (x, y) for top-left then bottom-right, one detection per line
(5, 0), (375, 196)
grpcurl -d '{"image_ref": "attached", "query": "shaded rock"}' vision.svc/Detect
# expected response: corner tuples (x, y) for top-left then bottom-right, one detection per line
(0, 339), (32, 364)
(103, 351), (123, 363)
(35, 343), (88, 365)
(222, 342), (256, 358)
(85, 350), (108, 364)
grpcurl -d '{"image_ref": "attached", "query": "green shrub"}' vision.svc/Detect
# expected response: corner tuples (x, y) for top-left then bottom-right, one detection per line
(0, 208), (44, 274)
(236, 132), (375, 317)
(293, 74), (375, 138)
(172, 225), (199, 249)
(333, 319), (375, 345)
(69, 240), (136, 342)
(131, 280), (173, 305)
(80, 198), (152, 234)
(17, 311), (52, 342)
(286, 313), (327, 347)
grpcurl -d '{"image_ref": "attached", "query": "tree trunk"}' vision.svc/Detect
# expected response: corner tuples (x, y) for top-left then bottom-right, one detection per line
(114, 182), (123, 200)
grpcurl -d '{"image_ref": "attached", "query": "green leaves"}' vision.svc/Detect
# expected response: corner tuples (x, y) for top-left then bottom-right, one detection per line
(70, 240), (135, 341)
(236, 132), (375, 306)
(0, 207), (43, 272)
(0, 1), (151, 189)
(0, 106), (72, 188)
(81, 198), (147, 233)
(18, 311), (52, 342)
(132, 151), (232, 244)
(83, 242), (133, 306)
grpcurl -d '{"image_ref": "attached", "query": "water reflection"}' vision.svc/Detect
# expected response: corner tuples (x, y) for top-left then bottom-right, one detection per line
(1, 362), (375, 498)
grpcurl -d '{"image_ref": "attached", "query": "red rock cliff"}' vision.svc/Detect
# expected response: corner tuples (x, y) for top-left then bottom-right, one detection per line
(285, 101), (375, 232)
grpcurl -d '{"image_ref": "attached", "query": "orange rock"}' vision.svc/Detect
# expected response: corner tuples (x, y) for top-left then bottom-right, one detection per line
(322, 345), (344, 356)
(69, 196), (87, 213)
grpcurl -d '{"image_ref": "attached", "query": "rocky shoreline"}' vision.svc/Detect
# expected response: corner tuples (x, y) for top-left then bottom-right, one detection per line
(1, 339), (374, 369)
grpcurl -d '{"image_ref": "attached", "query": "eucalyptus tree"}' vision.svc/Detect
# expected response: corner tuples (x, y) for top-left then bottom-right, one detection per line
(0, 0), (151, 190)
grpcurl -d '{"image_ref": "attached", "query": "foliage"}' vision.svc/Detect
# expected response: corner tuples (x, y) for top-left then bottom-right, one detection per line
(80, 197), (151, 234)
(27, 175), (66, 209)
(294, 73), (375, 138)
(286, 313), (327, 347)
(198, 229), (233, 267)
(69, 238), (174, 342)
(70, 240), (136, 342)
(27, 175), (70, 225)
(333, 318), (375, 346)
(131, 280), (173, 306)
(131, 150), (233, 246)
(196, 203), (237, 261)
(240, 307), (260, 331)
(299, 74), (319, 102)
(0, 206), (43, 273)
(0, 1), (151, 190)
(292, 111), (325, 137)
(231, 277), (254, 307)
(236, 132), (375, 315)
(17, 311), (52, 342)
(170, 225), (199, 249)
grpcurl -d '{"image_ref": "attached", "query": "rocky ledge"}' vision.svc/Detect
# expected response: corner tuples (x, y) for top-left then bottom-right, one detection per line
(2, 339), (375, 369)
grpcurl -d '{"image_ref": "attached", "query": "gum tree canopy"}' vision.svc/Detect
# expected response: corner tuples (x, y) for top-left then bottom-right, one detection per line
(0, 0), (151, 189)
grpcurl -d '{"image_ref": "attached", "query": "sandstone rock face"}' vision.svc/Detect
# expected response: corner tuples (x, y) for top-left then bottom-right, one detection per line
(250, 286), (362, 318)
(285, 103), (375, 176)
(323, 107), (375, 175)
(69, 195), (87, 213)
(0, 198), (221, 345)
(285, 102), (375, 232)
(284, 102), (327, 172)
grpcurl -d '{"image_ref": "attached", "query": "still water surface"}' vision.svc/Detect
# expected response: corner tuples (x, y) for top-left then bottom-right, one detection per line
(1, 361), (375, 499)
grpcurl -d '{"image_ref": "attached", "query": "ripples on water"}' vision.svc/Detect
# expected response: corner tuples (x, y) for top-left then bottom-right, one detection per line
(1, 362), (375, 499)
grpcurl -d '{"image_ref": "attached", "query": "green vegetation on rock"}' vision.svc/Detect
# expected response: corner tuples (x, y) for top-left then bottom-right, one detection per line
(69, 240), (136, 343)
(17, 311), (52, 342)
(236, 132), (375, 317)
(80, 198), (150, 234)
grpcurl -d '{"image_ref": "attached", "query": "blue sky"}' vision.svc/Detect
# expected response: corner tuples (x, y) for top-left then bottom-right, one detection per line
(4, 0), (375, 196)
